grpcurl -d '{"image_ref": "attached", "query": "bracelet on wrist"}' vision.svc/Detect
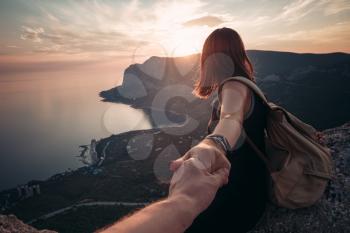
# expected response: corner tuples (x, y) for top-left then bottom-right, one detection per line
(204, 134), (232, 154)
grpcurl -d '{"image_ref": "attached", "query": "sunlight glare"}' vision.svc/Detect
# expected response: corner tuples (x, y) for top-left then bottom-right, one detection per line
(152, 1), (208, 57)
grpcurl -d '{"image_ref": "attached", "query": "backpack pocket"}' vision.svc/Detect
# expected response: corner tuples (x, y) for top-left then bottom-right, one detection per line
(285, 169), (329, 209)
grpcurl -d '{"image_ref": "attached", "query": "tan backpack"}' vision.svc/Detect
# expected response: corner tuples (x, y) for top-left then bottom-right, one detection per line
(223, 76), (334, 209)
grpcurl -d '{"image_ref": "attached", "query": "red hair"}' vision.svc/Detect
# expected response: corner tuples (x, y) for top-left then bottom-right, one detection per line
(193, 27), (254, 98)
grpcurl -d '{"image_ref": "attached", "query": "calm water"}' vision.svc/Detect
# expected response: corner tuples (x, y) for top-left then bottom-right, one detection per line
(0, 63), (151, 191)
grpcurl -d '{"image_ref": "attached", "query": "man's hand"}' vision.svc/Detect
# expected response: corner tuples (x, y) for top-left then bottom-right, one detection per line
(168, 137), (231, 217)
(98, 139), (231, 233)
(98, 157), (230, 233)
(170, 138), (231, 174)
(169, 157), (230, 218)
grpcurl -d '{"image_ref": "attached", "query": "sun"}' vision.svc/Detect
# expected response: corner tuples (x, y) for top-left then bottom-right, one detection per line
(149, 1), (209, 57)
(133, 25), (207, 60)
(159, 27), (206, 57)
(129, 1), (214, 61)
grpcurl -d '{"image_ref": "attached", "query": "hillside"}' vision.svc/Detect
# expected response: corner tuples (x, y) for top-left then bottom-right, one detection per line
(0, 121), (349, 233)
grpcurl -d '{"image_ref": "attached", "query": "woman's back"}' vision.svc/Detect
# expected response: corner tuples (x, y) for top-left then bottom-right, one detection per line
(186, 86), (269, 233)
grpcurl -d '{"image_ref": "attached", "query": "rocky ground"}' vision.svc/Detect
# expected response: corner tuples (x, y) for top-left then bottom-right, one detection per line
(0, 215), (56, 233)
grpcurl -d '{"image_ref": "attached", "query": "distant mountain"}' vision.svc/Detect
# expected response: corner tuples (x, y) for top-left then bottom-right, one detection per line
(249, 50), (350, 130)
(100, 50), (350, 130)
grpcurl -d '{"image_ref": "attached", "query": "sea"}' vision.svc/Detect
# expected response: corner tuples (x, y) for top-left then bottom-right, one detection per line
(0, 61), (152, 191)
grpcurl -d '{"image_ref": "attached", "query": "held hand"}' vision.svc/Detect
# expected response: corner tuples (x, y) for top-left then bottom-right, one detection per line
(170, 139), (231, 174)
(99, 157), (230, 233)
(169, 157), (230, 217)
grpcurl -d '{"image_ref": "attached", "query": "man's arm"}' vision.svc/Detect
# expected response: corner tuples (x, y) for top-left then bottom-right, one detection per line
(98, 195), (196, 233)
(98, 158), (229, 233)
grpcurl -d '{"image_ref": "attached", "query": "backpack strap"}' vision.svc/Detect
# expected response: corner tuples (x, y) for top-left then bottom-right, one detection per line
(218, 76), (270, 109)
(245, 134), (272, 172)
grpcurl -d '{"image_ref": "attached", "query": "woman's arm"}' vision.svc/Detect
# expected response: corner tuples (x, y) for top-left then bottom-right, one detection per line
(212, 80), (252, 148)
(170, 80), (250, 172)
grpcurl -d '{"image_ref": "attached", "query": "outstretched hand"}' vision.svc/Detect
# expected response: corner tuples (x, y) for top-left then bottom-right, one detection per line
(169, 157), (230, 217)
(168, 139), (231, 217)
(170, 139), (231, 174)
(99, 153), (230, 233)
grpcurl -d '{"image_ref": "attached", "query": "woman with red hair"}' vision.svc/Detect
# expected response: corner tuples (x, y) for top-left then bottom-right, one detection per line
(171, 27), (269, 233)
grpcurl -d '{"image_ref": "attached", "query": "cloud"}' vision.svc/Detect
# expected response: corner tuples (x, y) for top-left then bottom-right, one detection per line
(261, 21), (350, 46)
(0, 59), (98, 73)
(17, 1), (155, 56)
(15, 0), (211, 57)
(19, 22), (145, 55)
(248, 0), (321, 26)
(273, 0), (350, 24)
(6, 0), (350, 57)
(278, 0), (317, 21)
(6, 45), (20, 48)
(322, 0), (350, 15)
(20, 26), (44, 42)
(218, 0), (323, 30)
(183, 15), (225, 27)
(243, 0), (343, 27)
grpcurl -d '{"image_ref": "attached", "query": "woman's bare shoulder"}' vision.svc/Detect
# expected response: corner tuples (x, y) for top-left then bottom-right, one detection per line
(220, 80), (251, 103)
(220, 80), (253, 119)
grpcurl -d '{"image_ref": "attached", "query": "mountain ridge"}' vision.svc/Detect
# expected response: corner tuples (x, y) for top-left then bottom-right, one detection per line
(100, 50), (350, 130)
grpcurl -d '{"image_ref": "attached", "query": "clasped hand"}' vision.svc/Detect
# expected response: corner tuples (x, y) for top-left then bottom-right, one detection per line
(168, 139), (231, 216)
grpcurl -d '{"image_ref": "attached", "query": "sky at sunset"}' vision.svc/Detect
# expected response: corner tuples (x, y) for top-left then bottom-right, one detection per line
(0, 0), (349, 72)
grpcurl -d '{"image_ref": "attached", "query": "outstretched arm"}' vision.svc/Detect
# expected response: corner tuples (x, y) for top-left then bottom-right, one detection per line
(98, 158), (229, 233)
(212, 80), (251, 147)
(98, 195), (196, 233)
(170, 80), (250, 172)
